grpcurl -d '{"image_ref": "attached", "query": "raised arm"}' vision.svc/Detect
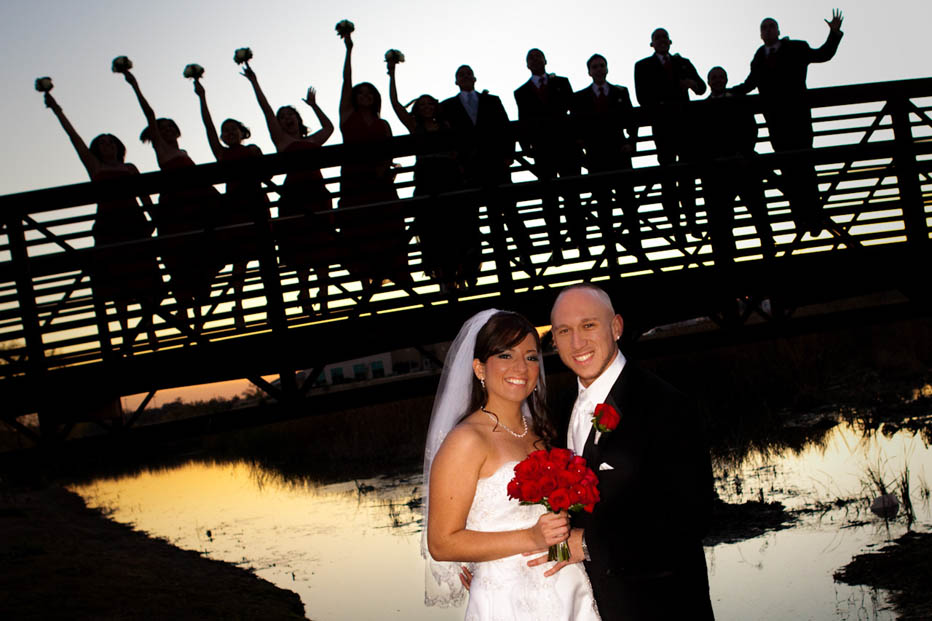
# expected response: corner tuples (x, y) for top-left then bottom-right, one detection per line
(302, 87), (334, 147)
(123, 70), (170, 156)
(242, 65), (288, 150)
(387, 61), (415, 133)
(339, 34), (355, 125)
(193, 79), (224, 160)
(811, 9), (845, 63)
(43, 93), (99, 178)
(426, 428), (569, 563)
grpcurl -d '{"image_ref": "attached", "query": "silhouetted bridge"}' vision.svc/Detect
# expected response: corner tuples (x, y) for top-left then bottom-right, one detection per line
(1, 78), (930, 441)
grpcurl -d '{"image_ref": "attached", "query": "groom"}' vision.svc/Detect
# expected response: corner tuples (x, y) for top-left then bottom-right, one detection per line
(533, 284), (715, 620)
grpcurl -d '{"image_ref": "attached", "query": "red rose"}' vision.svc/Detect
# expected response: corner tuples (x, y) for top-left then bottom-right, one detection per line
(592, 403), (620, 433)
(522, 480), (543, 503)
(570, 455), (587, 468)
(515, 458), (541, 480)
(549, 488), (571, 512)
(579, 481), (600, 504)
(549, 448), (573, 466)
(507, 479), (522, 500)
(558, 469), (583, 487)
(538, 474), (557, 496)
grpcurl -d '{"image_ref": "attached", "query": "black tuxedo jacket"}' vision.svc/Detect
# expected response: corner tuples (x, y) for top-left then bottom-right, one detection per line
(634, 53), (704, 110)
(733, 31), (843, 100)
(513, 75), (576, 155)
(439, 91), (514, 184)
(634, 53), (704, 156)
(570, 84), (637, 171)
(731, 31), (843, 149)
(563, 362), (715, 621)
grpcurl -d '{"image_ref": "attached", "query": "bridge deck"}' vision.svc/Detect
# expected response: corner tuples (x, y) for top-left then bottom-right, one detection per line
(1, 78), (930, 433)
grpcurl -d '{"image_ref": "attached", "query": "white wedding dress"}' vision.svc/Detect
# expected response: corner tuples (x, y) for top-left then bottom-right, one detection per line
(463, 461), (602, 621)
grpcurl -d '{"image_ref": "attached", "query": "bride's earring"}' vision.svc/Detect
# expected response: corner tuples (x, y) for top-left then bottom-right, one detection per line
(480, 377), (486, 389)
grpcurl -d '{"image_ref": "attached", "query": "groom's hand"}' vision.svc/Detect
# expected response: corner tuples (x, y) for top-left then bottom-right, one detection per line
(526, 528), (585, 576)
(459, 565), (472, 590)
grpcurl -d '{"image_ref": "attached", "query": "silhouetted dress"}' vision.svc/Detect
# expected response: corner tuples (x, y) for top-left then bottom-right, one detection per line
(156, 152), (222, 303)
(91, 166), (162, 304)
(218, 143), (268, 266)
(410, 122), (468, 283)
(339, 113), (408, 284)
(276, 140), (335, 274)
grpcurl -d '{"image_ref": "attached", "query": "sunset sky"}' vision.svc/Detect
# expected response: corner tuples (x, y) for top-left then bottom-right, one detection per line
(2, 0), (930, 406)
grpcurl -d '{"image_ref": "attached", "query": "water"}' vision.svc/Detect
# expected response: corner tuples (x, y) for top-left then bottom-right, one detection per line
(70, 418), (932, 620)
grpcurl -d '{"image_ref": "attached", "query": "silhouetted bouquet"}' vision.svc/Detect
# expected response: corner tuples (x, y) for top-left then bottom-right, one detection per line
(384, 49), (405, 64)
(335, 19), (354, 38)
(183, 64), (204, 79)
(34, 77), (53, 92)
(111, 56), (133, 73)
(233, 47), (253, 65)
(507, 448), (600, 561)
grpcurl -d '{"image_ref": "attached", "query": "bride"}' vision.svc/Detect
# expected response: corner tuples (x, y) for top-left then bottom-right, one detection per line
(423, 309), (601, 620)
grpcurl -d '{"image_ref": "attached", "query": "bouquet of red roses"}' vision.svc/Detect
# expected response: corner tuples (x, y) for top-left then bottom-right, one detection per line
(507, 448), (600, 561)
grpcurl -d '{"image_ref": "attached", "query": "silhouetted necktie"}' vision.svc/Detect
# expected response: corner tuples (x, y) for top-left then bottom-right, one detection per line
(766, 47), (778, 69)
(464, 92), (478, 125)
(595, 87), (607, 113)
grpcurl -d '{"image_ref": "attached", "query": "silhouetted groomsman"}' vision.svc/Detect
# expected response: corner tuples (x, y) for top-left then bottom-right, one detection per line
(634, 28), (706, 244)
(514, 49), (585, 258)
(732, 10), (844, 235)
(440, 65), (521, 273)
(699, 66), (773, 265)
(570, 54), (643, 261)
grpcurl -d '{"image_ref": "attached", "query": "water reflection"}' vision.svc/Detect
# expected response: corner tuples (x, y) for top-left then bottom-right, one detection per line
(69, 417), (931, 621)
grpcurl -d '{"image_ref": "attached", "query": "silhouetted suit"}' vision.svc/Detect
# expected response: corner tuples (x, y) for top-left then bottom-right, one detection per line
(556, 362), (715, 621)
(515, 75), (585, 253)
(634, 53), (705, 239)
(697, 93), (773, 264)
(439, 90), (513, 186)
(732, 30), (844, 233)
(570, 83), (641, 254)
(439, 90), (523, 267)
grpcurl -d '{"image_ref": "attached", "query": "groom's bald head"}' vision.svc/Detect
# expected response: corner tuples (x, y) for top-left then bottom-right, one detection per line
(551, 284), (615, 324)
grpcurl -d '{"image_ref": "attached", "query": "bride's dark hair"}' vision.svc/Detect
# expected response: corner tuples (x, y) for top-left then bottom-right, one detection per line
(466, 311), (557, 448)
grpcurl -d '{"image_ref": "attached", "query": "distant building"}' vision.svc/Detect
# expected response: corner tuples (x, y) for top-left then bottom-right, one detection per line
(292, 344), (450, 391)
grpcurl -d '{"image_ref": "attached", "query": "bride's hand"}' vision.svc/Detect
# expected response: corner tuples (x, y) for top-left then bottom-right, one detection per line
(531, 511), (569, 549)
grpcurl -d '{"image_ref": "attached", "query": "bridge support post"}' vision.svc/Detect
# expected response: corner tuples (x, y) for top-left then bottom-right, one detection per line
(5, 213), (54, 440)
(255, 205), (299, 405)
(889, 94), (929, 248)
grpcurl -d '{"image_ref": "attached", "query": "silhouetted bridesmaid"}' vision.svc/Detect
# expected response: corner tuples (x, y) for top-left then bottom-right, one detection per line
(338, 27), (410, 291)
(193, 76), (267, 328)
(42, 87), (161, 353)
(386, 54), (471, 291)
(242, 62), (335, 315)
(119, 61), (222, 334)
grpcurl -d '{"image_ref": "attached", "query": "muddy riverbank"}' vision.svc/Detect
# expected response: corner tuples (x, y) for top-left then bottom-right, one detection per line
(0, 484), (307, 620)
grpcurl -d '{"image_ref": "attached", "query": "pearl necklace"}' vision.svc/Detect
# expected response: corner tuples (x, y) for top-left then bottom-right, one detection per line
(481, 406), (529, 438)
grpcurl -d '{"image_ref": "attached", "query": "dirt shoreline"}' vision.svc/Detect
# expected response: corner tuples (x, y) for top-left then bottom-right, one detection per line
(0, 484), (307, 620)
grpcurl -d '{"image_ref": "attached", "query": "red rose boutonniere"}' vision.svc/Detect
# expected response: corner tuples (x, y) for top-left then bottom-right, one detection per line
(592, 403), (620, 435)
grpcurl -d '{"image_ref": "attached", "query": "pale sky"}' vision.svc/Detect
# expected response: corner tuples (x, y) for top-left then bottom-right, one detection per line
(3, 0), (930, 196)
